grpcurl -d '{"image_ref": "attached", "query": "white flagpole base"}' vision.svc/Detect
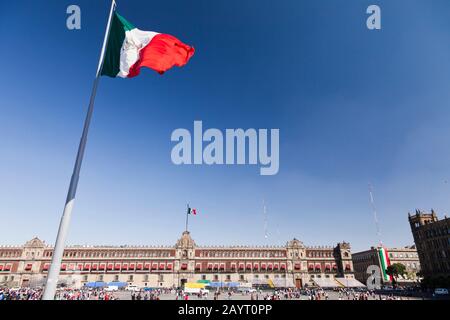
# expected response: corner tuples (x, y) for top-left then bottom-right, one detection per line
(42, 199), (75, 300)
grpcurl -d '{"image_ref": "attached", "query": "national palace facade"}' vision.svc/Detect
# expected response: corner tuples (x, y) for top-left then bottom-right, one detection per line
(0, 232), (361, 289)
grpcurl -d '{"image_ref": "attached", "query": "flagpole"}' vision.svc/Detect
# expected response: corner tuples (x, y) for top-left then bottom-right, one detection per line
(185, 204), (189, 232)
(42, 0), (116, 300)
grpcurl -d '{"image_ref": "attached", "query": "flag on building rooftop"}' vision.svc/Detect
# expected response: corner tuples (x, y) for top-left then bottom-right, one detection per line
(187, 206), (197, 215)
(101, 12), (195, 77)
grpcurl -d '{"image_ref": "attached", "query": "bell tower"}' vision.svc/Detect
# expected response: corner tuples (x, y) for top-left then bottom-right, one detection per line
(174, 231), (196, 287)
(286, 238), (306, 288)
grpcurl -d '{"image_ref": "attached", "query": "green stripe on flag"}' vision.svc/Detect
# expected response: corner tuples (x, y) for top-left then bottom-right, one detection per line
(101, 12), (135, 77)
(378, 248), (389, 282)
(115, 12), (135, 31)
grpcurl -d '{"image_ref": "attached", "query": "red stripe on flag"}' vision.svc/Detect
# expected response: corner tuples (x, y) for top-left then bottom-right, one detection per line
(128, 33), (195, 77)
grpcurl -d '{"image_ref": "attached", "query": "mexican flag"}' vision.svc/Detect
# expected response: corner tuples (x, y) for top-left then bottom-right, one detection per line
(187, 206), (197, 215)
(378, 247), (392, 282)
(101, 12), (195, 77)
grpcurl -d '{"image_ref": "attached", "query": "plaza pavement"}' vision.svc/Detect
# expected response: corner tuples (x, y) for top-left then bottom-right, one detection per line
(113, 291), (423, 301)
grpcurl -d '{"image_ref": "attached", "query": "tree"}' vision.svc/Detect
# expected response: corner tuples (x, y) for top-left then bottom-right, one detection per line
(386, 263), (406, 287)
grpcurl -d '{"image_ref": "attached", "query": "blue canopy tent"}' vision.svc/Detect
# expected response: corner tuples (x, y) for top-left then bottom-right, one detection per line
(107, 281), (127, 288)
(84, 282), (107, 288)
(207, 282), (240, 288)
(207, 282), (224, 288)
(226, 282), (240, 288)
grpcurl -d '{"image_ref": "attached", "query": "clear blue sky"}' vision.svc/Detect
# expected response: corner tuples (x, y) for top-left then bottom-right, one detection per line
(1, 0), (450, 252)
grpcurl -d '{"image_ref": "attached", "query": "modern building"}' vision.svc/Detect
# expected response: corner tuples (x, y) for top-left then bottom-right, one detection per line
(0, 232), (363, 289)
(408, 210), (450, 280)
(352, 245), (420, 286)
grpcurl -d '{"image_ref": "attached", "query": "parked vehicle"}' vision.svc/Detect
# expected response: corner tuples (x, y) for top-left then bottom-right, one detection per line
(126, 285), (140, 292)
(434, 288), (449, 295)
(184, 287), (209, 294)
(237, 287), (255, 294)
(105, 285), (118, 292)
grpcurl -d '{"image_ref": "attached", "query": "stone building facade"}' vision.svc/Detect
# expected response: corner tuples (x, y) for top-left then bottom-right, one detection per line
(408, 210), (450, 279)
(0, 232), (358, 288)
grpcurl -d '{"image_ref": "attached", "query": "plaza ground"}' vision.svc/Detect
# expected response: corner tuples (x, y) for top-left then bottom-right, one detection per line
(112, 290), (424, 301)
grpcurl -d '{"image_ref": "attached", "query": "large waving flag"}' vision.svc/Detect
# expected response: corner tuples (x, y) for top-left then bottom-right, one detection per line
(42, 1), (195, 300)
(378, 247), (392, 282)
(101, 12), (195, 77)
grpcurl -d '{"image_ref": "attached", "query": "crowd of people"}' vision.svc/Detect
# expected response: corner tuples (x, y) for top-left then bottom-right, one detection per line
(0, 287), (42, 300)
(249, 288), (301, 300)
(0, 287), (120, 300)
(54, 288), (119, 300)
(0, 285), (418, 301)
(334, 288), (414, 300)
(131, 289), (166, 300)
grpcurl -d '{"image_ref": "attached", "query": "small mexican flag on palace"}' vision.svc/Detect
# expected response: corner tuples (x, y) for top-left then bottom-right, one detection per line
(187, 206), (197, 215)
(101, 12), (195, 77)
